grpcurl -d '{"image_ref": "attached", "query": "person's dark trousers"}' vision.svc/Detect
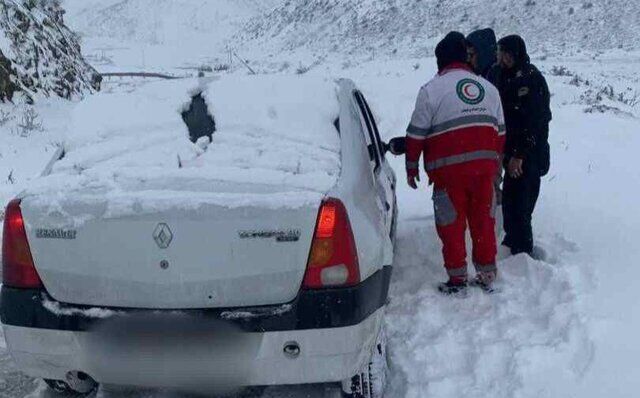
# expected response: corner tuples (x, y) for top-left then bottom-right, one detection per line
(502, 170), (541, 255)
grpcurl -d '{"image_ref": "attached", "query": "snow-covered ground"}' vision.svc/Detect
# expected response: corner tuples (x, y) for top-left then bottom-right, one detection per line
(1, 53), (639, 397)
(2, 1), (640, 396)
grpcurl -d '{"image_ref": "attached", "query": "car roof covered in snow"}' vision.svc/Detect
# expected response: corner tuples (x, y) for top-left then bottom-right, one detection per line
(22, 75), (342, 214)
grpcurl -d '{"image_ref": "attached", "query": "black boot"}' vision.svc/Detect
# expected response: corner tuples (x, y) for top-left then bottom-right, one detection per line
(437, 280), (468, 296)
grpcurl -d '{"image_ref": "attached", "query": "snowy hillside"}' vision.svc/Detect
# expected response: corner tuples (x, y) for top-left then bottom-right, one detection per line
(0, 0), (100, 102)
(64, 0), (280, 46)
(56, 0), (640, 74)
(61, 0), (282, 71)
(238, 0), (640, 59)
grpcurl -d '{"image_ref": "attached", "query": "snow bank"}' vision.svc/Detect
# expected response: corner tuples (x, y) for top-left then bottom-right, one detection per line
(386, 222), (592, 398)
(22, 75), (341, 217)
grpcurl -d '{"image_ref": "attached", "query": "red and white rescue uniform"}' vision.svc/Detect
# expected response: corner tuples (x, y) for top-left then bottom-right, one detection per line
(406, 62), (506, 280)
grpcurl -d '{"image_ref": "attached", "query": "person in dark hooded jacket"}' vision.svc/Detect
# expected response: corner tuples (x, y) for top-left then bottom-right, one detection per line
(467, 28), (504, 208)
(495, 35), (552, 257)
(466, 28), (500, 84)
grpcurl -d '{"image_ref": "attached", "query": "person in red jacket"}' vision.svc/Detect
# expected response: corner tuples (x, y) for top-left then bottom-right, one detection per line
(406, 32), (505, 294)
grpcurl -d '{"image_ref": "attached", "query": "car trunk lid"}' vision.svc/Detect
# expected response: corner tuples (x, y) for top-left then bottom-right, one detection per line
(21, 192), (319, 309)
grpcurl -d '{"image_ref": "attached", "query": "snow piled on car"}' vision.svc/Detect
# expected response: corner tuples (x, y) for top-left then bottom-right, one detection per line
(22, 75), (341, 219)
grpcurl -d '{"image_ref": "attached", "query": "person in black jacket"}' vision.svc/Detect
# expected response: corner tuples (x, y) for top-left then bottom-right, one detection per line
(466, 28), (500, 84)
(495, 35), (552, 256)
(466, 28), (504, 208)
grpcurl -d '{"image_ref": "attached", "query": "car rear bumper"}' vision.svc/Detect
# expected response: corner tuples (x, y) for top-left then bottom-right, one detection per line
(3, 309), (383, 387)
(0, 267), (391, 388)
(1, 266), (391, 333)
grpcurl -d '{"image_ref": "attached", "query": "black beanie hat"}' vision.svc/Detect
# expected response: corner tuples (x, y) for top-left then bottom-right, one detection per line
(497, 35), (530, 66)
(435, 31), (468, 72)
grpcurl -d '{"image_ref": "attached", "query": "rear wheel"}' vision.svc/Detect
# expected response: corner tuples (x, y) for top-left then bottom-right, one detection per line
(44, 373), (98, 396)
(341, 323), (388, 398)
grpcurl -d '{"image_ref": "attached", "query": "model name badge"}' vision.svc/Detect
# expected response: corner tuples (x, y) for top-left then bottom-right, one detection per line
(238, 229), (301, 242)
(35, 228), (77, 240)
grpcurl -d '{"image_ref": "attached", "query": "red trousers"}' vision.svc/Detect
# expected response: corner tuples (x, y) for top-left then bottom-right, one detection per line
(432, 174), (497, 279)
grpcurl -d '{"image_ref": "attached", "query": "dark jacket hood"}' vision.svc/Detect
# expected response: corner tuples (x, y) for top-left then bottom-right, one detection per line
(498, 35), (530, 67)
(435, 31), (468, 72)
(466, 28), (497, 76)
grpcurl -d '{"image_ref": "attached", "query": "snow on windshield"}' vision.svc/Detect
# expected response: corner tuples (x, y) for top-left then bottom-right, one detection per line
(23, 75), (341, 216)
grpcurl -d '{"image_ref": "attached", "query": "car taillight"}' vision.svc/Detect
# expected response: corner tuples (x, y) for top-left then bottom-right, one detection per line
(303, 198), (360, 289)
(2, 199), (43, 289)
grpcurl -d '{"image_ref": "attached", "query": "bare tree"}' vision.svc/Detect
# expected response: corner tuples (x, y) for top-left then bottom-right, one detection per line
(15, 107), (43, 137)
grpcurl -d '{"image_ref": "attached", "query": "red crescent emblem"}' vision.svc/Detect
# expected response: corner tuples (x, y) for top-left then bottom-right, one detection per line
(463, 83), (476, 98)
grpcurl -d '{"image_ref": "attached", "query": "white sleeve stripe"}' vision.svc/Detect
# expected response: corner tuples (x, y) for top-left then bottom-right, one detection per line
(407, 132), (427, 140)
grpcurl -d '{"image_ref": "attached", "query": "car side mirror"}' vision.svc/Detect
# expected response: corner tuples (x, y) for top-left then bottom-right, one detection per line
(385, 137), (406, 156)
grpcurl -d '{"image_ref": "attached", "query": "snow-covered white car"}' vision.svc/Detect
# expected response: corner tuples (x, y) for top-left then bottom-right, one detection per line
(0, 75), (397, 397)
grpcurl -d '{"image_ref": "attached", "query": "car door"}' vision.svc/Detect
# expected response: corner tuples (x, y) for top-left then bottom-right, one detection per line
(353, 90), (396, 239)
(358, 92), (397, 231)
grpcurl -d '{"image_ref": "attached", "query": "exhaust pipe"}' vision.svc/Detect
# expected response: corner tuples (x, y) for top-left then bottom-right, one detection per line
(283, 341), (301, 359)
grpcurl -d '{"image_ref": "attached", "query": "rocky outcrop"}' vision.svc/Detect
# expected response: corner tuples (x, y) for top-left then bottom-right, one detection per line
(0, 0), (101, 102)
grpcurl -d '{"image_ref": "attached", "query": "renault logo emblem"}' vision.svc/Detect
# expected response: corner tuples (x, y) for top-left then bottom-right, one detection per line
(153, 223), (173, 249)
